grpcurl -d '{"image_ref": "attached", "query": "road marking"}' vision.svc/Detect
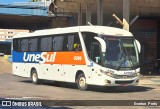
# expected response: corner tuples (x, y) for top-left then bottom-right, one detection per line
(22, 97), (42, 99)
(5, 97), (42, 100)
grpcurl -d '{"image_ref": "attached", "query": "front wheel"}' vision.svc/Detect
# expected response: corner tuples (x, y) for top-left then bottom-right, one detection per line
(76, 73), (88, 91)
(31, 70), (39, 84)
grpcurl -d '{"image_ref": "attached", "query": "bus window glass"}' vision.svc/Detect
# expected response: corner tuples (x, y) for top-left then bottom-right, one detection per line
(91, 42), (101, 63)
(13, 39), (16, 51)
(53, 36), (64, 51)
(103, 36), (139, 70)
(40, 37), (52, 51)
(62, 36), (68, 51)
(82, 32), (98, 57)
(13, 39), (19, 51)
(21, 38), (29, 52)
(29, 38), (38, 51)
(68, 35), (74, 51)
(73, 36), (82, 51)
(106, 40), (120, 61)
(17, 39), (21, 51)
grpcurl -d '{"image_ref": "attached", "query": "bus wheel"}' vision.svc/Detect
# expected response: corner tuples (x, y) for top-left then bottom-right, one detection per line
(31, 70), (39, 84)
(76, 73), (88, 91)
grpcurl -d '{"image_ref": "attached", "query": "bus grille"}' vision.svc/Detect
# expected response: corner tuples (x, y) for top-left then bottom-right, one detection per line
(115, 80), (134, 84)
(113, 74), (136, 79)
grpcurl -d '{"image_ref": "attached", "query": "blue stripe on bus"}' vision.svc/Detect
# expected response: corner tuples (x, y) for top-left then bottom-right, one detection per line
(12, 50), (42, 63)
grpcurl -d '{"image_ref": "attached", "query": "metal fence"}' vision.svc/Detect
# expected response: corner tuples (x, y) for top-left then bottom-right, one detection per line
(133, 32), (157, 42)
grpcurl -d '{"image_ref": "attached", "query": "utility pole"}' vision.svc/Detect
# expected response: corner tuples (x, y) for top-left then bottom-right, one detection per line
(78, 2), (82, 26)
(86, 2), (91, 24)
(123, 0), (130, 31)
(97, 0), (103, 25)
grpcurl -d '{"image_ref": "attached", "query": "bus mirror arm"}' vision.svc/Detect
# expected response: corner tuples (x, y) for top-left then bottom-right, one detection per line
(101, 52), (106, 65)
(94, 37), (106, 65)
(94, 37), (106, 53)
(135, 40), (141, 53)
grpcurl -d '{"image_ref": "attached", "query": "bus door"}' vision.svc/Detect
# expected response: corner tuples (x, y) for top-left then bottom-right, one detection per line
(90, 42), (101, 64)
(90, 42), (102, 83)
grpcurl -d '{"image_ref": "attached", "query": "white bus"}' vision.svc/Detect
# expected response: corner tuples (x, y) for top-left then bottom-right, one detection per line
(12, 26), (141, 90)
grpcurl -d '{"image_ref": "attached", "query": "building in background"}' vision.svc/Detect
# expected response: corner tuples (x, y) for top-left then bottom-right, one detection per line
(52, 0), (160, 74)
(14, 0), (53, 7)
(0, 29), (29, 55)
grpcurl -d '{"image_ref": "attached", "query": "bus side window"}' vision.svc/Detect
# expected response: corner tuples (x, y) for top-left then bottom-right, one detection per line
(17, 39), (21, 52)
(53, 36), (64, 51)
(62, 36), (68, 51)
(68, 35), (74, 51)
(90, 42), (101, 64)
(29, 38), (38, 52)
(82, 32), (98, 57)
(21, 38), (29, 52)
(74, 42), (82, 51)
(74, 35), (82, 51)
(40, 36), (52, 52)
(13, 39), (20, 52)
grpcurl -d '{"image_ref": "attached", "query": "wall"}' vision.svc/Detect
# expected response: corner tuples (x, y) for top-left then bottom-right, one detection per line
(131, 19), (158, 74)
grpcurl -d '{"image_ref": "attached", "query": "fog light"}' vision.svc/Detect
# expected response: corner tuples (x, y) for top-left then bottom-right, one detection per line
(105, 80), (111, 84)
(136, 79), (139, 83)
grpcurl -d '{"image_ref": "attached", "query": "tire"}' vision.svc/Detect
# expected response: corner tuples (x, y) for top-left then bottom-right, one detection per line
(31, 69), (39, 84)
(76, 73), (88, 91)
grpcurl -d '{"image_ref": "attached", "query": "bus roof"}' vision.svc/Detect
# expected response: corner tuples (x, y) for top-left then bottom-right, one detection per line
(13, 26), (133, 38)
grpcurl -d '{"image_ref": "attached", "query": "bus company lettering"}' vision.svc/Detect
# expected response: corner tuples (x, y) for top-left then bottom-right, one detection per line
(23, 52), (56, 63)
(74, 56), (82, 60)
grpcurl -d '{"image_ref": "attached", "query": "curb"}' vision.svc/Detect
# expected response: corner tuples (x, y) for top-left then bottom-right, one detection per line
(140, 75), (160, 79)
(139, 79), (160, 85)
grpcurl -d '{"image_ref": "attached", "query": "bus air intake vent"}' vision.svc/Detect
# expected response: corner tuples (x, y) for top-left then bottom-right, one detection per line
(115, 80), (134, 84)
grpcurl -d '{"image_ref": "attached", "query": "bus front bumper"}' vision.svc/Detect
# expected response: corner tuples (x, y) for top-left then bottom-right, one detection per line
(104, 76), (139, 86)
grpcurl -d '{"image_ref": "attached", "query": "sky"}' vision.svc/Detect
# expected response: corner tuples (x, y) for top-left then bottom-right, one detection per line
(0, 0), (29, 4)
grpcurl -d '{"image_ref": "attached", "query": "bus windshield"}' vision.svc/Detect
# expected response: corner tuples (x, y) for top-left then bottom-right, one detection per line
(103, 36), (139, 70)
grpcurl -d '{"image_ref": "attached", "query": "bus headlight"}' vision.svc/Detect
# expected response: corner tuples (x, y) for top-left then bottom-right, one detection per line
(134, 72), (140, 76)
(100, 69), (114, 77)
(130, 72), (139, 77)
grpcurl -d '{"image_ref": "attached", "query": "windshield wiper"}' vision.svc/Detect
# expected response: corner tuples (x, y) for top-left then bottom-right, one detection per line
(123, 47), (134, 69)
(115, 51), (126, 70)
(114, 41), (126, 70)
(114, 42), (134, 70)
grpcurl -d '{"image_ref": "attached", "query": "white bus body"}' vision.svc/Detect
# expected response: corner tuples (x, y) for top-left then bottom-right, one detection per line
(12, 26), (140, 90)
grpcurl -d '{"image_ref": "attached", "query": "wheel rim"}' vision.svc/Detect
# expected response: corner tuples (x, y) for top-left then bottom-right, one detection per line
(79, 77), (86, 88)
(32, 73), (37, 82)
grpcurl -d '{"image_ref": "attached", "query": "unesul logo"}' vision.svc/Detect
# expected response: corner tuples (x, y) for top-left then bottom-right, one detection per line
(23, 52), (56, 63)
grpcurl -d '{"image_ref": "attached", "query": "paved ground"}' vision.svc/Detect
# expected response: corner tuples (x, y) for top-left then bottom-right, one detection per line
(0, 73), (160, 109)
(0, 56), (12, 74)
